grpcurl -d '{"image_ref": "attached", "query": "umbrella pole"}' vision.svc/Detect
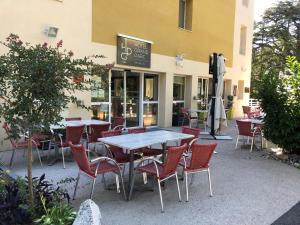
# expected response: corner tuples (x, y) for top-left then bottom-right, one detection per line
(210, 53), (218, 138)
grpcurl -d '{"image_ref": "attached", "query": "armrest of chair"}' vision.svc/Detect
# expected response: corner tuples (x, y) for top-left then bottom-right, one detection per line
(113, 125), (124, 131)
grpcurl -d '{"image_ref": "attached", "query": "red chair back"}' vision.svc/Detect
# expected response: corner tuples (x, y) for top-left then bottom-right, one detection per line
(162, 144), (187, 177)
(66, 125), (85, 145)
(65, 117), (82, 121)
(69, 142), (93, 176)
(180, 126), (200, 146)
(180, 108), (189, 114)
(90, 124), (110, 142)
(128, 127), (146, 134)
(188, 143), (217, 169)
(101, 129), (122, 138)
(111, 117), (125, 130)
(242, 106), (251, 114)
(101, 129), (123, 158)
(236, 120), (252, 137)
(2, 122), (17, 148)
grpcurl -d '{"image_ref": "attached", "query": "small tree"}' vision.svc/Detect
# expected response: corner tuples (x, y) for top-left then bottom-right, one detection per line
(0, 34), (108, 206)
(256, 56), (300, 154)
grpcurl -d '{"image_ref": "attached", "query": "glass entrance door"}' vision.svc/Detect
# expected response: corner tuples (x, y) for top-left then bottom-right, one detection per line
(125, 72), (140, 127)
(111, 70), (140, 127)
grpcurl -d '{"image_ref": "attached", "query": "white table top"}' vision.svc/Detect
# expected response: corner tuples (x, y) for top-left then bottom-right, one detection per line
(98, 130), (194, 151)
(50, 119), (110, 129)
(189, 109), (208, 113)
(241, 119), (264, 124)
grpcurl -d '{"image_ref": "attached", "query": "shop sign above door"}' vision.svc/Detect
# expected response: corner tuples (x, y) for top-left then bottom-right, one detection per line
(117, 34), (152, 68)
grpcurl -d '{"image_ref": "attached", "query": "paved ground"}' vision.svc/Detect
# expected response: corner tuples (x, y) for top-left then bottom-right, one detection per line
(2, 121), (300, 225)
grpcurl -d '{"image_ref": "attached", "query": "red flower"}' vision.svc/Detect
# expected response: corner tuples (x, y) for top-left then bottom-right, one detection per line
(56, 40), (63, 48)
(68, 51), (74, 57)
(42, 42), (48, 48)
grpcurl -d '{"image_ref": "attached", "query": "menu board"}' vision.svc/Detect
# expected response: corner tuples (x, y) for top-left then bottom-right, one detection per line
(117, 35), (151, 68)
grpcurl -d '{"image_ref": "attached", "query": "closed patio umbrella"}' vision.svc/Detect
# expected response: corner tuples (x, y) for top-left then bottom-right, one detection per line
(207, 54), (227, 133)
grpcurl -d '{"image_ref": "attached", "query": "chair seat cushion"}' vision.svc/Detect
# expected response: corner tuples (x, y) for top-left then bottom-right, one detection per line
(136, 162), (164, 179)
(113, 151), (141, 164)
(90, 161), (120, 175)
(179, 157), (209, 172)
(138, 147), (161, 157)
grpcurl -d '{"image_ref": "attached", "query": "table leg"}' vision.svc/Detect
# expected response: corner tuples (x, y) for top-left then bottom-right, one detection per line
(127, 150), (134, 200)
(161, 142), (167, 162)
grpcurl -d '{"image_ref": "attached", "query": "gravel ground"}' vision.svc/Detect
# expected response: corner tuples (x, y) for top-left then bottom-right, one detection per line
(3, 121), (300, 225)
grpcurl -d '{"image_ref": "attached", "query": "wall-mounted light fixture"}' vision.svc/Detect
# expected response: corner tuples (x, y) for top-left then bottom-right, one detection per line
(44, 26), (59, 38)
(175, 54), (184, 67)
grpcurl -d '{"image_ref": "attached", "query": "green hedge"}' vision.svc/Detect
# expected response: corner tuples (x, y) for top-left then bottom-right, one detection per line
(256, 56), (300, 154)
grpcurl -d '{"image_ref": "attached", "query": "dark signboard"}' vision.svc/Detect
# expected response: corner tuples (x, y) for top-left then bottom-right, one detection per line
(117, 35), (151, 68)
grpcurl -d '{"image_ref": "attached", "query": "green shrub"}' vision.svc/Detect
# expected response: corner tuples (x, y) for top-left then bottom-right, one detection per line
(256, 56), (300, 154)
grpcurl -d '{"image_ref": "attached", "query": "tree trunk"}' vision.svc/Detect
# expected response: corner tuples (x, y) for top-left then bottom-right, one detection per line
(27, 135), (34, 207)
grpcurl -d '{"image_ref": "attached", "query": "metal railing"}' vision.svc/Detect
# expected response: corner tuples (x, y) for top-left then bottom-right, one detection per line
(249, 98), (260, 107)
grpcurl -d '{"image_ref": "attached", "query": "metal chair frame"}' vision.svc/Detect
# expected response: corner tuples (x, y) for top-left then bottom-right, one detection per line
(235, 120), (262, 152)
(129, 158), (182, 213)
(180, 143), (216, 202)
(72, 151), (126, 200)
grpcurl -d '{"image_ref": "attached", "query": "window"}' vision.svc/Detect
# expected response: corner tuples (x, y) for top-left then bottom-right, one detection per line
(178, 0), (193, 30)
(239, 25), (247, 55)
(91, 72), (109, 121)
(242, 0), (249, 7)
(238, 80), (244, 100)
(143, 74), (159, 127)
(197, 77), (209, 110)
(173, 76), (185, 101)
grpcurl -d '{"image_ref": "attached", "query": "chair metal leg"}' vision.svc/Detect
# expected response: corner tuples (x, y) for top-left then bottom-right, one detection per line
(128, 169), (136, 200)
(122, 163), (126, 176)
(102, 173), (107, 189)
(36, 147), (43, 167)
(185, 171), (189, 202)
(90, 177), (97, 200)
(115, 174), (120, 193)
(235, 135), (239, 149)
(9, 149), (16, 168)
(61, 147), (66, 169)
(157, 180), (164, 213)
(73, 171), (80, 200)
(250, 137), (254, 152)
(207, 168), (213, 197)
(118, 171), (127, 200)
(175, 172), (182, 202)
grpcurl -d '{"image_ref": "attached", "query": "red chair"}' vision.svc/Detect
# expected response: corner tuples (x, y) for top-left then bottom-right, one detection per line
(88, 124), (110, 150)
(69, 142), (126, 200)
(2, 123), (43, 167)
(178, 143), (217, 201)
(180, 126), (200, 150)
(129, 144), (187, 212)
(111, 117), (125, 130)
(65, 117), (82, 121)
(235, 120), (261, 152)
(57, 125), (85, 168)
(128, 127), (161, 157)
(242, 106), (251, 118)
(101, 130), (141, 164)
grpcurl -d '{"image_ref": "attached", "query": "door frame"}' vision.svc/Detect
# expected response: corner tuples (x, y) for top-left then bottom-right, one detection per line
(110, 69), (159, 128)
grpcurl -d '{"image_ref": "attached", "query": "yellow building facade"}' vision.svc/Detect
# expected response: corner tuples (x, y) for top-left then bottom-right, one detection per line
(0, 0), (254, 149)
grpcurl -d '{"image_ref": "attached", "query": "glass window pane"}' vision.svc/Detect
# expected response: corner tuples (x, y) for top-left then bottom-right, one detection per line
(91, 104), (109, 121)
(143, 103), (158, 126)
(173, 76), (185, 101)
(144, 74), (158, 101)
(91, 72), (109, 102)
(179, 0), (185, 28)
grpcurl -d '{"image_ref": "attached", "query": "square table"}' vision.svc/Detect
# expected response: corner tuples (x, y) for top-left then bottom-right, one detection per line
(50, 119), (110, 130)
(98, 130), (194, 199)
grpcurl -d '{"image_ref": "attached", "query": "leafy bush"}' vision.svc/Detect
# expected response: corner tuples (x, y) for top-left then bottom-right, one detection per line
(256, 56), (300, 154)
(0, 172), (75, 225)
(34, 199), (76, 225)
